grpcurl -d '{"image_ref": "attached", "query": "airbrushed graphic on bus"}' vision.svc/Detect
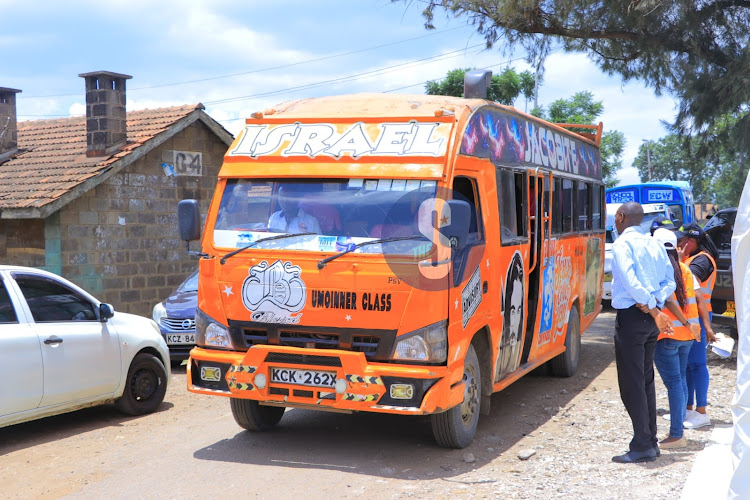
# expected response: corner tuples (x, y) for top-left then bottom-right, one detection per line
(460, 107), (602, 177)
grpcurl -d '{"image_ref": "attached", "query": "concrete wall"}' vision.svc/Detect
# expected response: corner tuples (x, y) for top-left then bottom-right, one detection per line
(47, 120), (226, 316)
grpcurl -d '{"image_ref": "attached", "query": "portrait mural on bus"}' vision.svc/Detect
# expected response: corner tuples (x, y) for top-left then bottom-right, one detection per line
(460, 107), (602, 179)
(495, 251), (525, 382)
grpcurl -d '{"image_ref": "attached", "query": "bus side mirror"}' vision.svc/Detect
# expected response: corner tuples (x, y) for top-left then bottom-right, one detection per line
(441, 200), (471, 250)
(178, 199), (201, 242)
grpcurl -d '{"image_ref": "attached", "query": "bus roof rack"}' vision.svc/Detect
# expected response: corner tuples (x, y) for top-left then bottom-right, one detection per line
(555, 122), (603, 147)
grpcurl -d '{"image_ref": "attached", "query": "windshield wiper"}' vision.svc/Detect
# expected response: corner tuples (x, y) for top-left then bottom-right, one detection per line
(220, 232), (316, 265)
(317, 235), (425, 269)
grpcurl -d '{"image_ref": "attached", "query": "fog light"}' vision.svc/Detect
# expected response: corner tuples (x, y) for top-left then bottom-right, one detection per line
(335, 378), (347, 394)
(254, 373), (267, 389)
(201, 366), (221, 382)
(389, 383), (414, 400)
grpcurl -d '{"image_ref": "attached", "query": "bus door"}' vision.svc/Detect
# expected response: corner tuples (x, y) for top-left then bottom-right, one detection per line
(520, 170), (547, 365)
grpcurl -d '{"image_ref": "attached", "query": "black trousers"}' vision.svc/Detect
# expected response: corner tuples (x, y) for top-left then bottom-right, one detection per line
(614, 306), (660, 452)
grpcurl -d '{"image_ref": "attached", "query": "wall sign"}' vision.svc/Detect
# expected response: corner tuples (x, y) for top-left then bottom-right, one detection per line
(173, 150), (203, 176)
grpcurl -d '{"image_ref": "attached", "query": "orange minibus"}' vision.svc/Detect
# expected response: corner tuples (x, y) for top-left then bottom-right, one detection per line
(178, 83), (605, 448)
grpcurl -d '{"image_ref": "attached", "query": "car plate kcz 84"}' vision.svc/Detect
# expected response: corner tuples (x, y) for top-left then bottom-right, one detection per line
(166, 333), (196, 344)
(270, 368), (336, 388)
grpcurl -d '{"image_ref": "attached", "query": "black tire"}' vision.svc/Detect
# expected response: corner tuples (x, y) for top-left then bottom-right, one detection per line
(230, 398), (285, 431)
(431, 344), (481, 449)
(550, 304), (580, 377)
(115, 353), (168, 416)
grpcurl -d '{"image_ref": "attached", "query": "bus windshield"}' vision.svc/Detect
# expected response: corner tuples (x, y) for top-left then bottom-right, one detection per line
(212, 178), (437, 254)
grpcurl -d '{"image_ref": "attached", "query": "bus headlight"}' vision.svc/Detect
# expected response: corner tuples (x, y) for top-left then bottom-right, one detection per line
(195, 308), (233, 349)
(392, 321), (447, 363)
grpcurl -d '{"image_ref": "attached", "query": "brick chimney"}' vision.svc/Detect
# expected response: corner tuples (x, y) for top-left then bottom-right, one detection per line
(78, 71), (132, 157)
(0, 87), (21, 157)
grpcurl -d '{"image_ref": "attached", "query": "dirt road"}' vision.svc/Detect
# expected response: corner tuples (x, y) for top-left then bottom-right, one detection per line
(0, 310), (737, 499)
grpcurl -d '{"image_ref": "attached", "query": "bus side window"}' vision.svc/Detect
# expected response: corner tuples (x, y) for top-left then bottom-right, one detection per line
(577, 181), (590, 231)
(495, 168), (527, 244)
(552, 177), (562, 234)
(452, 176), (483, 239)
(591, 184), (603, 230)
(562, 178), (574, 233)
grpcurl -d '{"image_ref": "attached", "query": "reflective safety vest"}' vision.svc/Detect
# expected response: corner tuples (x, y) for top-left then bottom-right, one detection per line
(685, 251), (717, 312)
(660, 262), (700, 341)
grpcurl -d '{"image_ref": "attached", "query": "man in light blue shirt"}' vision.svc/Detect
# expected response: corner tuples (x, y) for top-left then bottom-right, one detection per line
(610, 202), (676, 464)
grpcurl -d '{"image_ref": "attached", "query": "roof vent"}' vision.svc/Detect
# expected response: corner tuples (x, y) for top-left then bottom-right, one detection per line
(464, 70), (492, 99)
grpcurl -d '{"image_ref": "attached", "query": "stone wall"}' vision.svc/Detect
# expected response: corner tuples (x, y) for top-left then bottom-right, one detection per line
(51, 120), (227, 316)
(0, 218), (45, 268)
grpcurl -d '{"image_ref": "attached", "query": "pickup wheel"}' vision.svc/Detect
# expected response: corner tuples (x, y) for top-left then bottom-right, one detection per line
(431, 344), (480, 449)
(230, 398), (285, 431)
(115, 353), (168, 415)
(550, 304), (580, 377)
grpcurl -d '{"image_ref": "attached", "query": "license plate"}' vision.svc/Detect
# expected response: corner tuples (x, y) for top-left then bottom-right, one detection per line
(270, 368), (336, 388)
(166, 333), (196, 345)
(723, 301), (736, 317)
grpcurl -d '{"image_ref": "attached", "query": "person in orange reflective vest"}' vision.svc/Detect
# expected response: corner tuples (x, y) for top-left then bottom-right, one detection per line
(647, 228), (701, 449)
(675, 222), (719, 429)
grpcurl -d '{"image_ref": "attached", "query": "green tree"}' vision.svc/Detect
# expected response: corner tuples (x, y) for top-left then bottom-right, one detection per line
(633, 112), (749, 207)
(425, 67), (535, 106)
(537, 91), (625, 187)
(632, 135), (716, 202)
(397, 0), (750, 154)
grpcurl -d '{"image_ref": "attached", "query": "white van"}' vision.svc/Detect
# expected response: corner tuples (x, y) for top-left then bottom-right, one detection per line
(603, 202), (674, 302)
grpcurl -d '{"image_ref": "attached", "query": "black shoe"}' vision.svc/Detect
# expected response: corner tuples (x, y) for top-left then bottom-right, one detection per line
(611, 448), (657, 464)
(655, 446), (661, 457)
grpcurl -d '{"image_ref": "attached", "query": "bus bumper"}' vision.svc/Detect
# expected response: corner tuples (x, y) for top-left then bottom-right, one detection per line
(187, 346), (462, 415)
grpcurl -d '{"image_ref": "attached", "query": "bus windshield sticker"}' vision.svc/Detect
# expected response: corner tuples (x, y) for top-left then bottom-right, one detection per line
(645, 189), (675, 202)
(391, 179), (406, 191)
(405, 180), (421, 191)
(461, 266), (482, 328)
(242, 260), (306, 324)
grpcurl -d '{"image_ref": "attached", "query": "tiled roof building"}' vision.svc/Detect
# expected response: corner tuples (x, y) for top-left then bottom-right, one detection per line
(0, 71), (233, 316)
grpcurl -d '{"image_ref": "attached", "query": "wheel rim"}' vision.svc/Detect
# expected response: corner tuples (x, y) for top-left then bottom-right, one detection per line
(131, 368), (159, 401)
(460, 364), (479, 427)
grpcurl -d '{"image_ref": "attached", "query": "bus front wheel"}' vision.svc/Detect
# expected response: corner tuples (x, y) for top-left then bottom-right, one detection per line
(431, 344), (481, 449)
(550, 304), (580, 377)
(230, 398), (285, 431)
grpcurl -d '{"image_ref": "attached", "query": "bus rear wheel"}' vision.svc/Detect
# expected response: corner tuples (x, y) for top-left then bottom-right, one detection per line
(230, 398), (285, 431)
(550, 304), (580, 377)
(431, 344), (480, 449)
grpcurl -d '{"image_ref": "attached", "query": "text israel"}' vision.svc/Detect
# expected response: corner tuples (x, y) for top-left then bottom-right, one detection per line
(229, 122), (446, 159)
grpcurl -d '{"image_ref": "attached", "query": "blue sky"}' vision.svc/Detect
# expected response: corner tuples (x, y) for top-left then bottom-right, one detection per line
(0, 0), (680, 184)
